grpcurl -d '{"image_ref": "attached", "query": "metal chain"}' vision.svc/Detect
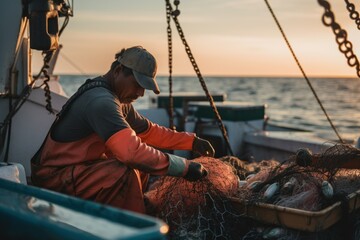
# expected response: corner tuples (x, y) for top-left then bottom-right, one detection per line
(34, 50), (55, 114)
(264, 0), (344, 143)
(165, 0), (234, 155)
(165, 1), (175, 130)
(344, 0), (360, 30)
(42, 51), (55, 114)
(32, 4), (73, 115)
(318, 0), (360, 78)
(172, 0), (181, 17)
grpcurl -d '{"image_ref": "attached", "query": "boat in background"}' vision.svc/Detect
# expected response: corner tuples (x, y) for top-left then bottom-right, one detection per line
(0, 0), (356, 238)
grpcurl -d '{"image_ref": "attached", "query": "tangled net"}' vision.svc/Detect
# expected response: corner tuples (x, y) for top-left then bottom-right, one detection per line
(145, 157), (248, 239)
(237, 144), (360, 239)
(145, 144), (360, 239)
(239, 144), (360, 211)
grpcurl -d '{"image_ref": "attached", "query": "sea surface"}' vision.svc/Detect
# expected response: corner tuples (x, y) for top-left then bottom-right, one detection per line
(58, 75), (360, 143)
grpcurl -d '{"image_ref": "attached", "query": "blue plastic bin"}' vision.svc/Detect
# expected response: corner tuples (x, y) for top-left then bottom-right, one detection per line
(0, 178), (168, 239)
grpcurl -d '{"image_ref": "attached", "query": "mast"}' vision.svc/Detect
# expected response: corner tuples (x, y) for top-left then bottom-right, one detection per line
(0, 1), (29, 97)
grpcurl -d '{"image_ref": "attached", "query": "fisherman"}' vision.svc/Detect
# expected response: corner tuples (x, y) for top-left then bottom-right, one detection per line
(31, 46), (215, 213)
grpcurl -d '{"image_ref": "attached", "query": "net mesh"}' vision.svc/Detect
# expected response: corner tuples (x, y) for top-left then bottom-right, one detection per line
(145, 157), (249, 239)
(145, 144), (360, 239)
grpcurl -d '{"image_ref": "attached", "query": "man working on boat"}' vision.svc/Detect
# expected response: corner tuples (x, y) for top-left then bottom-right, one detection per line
(31, 46), (215, 213)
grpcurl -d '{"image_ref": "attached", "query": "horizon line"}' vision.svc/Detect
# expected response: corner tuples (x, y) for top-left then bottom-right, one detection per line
(53, 73), (359, 79)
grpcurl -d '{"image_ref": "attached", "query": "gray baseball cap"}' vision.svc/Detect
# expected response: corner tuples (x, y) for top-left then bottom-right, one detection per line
(117, 46), (160, 94)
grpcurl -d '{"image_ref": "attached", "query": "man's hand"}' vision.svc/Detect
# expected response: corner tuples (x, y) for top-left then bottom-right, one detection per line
(192, 137), (215, 157)
(183, 162), (208, 182)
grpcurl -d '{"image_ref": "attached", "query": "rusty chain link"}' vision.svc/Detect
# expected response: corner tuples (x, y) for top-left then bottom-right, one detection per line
(165, 1), (175, 130)
(165, 0), (234, 155)
(318, 0), (360, 78)
(344, 0), (360, 30)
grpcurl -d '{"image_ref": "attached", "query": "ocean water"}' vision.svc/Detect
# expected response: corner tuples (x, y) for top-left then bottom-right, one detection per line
(58, 75), (360, 143)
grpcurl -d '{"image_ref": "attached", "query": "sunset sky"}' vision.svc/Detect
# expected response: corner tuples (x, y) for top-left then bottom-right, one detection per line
(32, 0), (360, 77)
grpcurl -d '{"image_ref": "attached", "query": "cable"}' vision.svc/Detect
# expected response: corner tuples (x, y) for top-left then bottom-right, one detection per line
(264, 0), (344, 143)
(59, 51), (88, 75)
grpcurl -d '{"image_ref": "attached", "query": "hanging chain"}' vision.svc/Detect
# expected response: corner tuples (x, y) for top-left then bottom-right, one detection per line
(172, 0), (181, 17)
(32, 3), (73, 114)
(43, 66), (54, 113)
(318, 0), (360, 78)
(264, 0), (344, 143)
(165, 0), (234, 155)
(33, 50), (55, 114)
(42, 51), (55, 114)
(166, 1), (175, 130)
(344, 0), (360, 30)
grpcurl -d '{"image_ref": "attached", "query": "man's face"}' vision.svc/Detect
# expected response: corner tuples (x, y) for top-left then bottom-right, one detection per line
(113, 67), (145, 103)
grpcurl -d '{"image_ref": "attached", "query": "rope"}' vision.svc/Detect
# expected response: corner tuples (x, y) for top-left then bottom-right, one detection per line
(59, 51), (88, 75)
(165, 2), (175, 130)
(165, 0), (234, 155)
(264, 0), (344, 143)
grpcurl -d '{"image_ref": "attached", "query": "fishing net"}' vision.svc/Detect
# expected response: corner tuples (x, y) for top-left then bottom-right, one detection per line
(145, 144), (360, 239)
(145, 157), (248, 239)
(238, 144), (360, 239)
(240, 144), (360, 211)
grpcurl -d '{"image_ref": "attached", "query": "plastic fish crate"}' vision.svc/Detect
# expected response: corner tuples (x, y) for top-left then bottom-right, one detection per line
(231, 189), (360, 232)
(0, 178), (168, 239)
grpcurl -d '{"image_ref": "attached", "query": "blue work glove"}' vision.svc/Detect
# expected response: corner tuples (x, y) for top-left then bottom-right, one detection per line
(183, 162), (208, 182)
(192, 137), (215, 157)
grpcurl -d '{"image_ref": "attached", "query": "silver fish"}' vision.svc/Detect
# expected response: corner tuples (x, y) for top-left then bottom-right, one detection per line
(245, 173), (256, 181)
(264, 182), (279, 201)
(238, 180), (247, 187)
(321, 181), (334, 199)
(281, 177), (297, 195)
(263, 227), (285, 239)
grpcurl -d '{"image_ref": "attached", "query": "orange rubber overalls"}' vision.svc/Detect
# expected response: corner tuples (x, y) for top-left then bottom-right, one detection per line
(31, 78), (195, 213)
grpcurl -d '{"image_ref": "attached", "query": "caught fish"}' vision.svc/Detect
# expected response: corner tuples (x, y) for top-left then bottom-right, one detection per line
(263, 227), (285, 239)
(321, 181), (334, 199)
(238, 180), (247, 187)
(264, 182), (280, 201)
(281, 177), (297, 195)
(245, 173), (256, 181)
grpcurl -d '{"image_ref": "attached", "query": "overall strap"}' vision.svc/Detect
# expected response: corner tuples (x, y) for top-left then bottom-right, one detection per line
(57, 77), (111, 120)
(31, 77), (111, 165)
